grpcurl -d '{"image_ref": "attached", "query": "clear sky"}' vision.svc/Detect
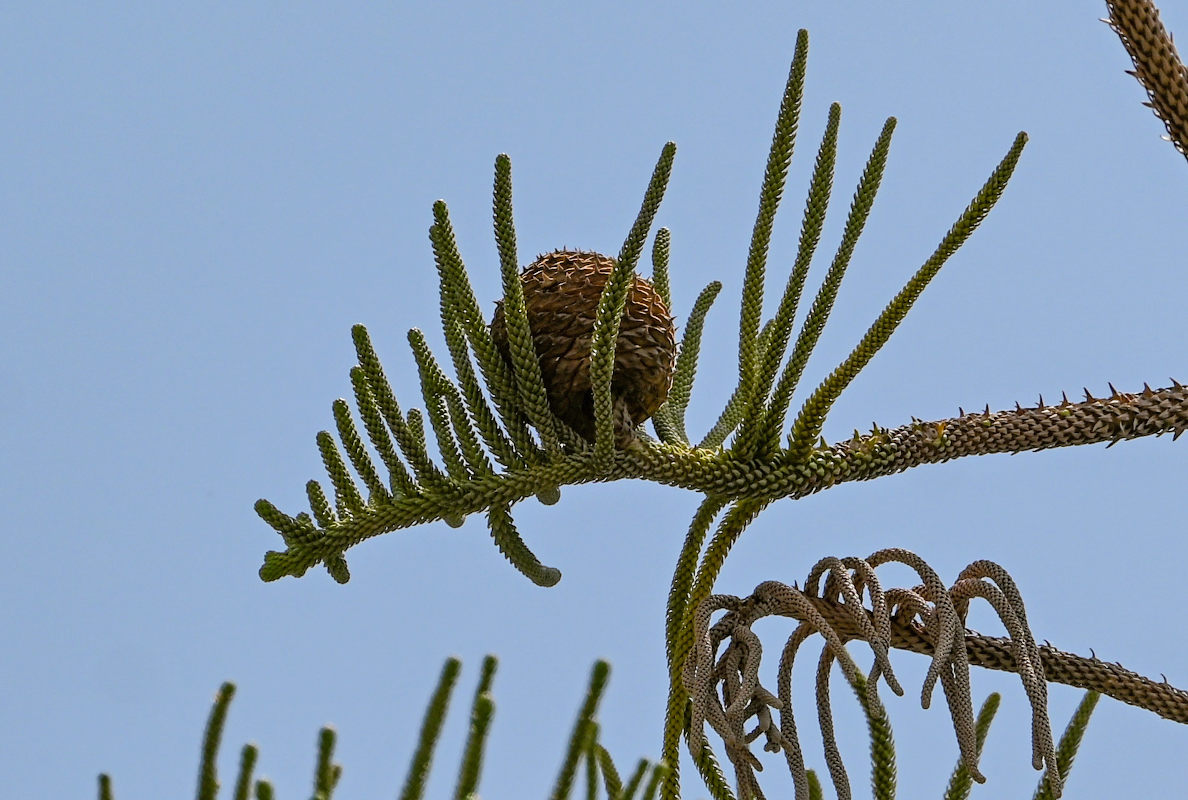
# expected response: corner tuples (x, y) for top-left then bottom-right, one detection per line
(4, 2), (1186, 798)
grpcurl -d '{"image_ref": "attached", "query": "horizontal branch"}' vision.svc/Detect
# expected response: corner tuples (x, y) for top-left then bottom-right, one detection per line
(800, 593), (1188, 724)
(260, 381), (1187, 580)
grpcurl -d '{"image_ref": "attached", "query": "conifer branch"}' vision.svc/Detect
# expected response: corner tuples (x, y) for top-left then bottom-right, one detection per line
(595, 743), (623, 798)
(584, 724), (601, 800)
(847, 670), (897, 800)
(453, 656), (497, 800)
(437, 279), (521, 471)
(349, 364), (416, 495)
(429, 203), (541, 462)
(487, 502), (561, 587)
(408, 332), (472, 482)
(233, 744), (258, 800)
(735, 30), (809, 425)
(642, 762), (668, 800)
(682, 553), (1157, 799)
(651, 228), (672, 310)
(552, 661), (612, 800)
(943, 693), (1000, 800)
(740, 102), (840, 457)
(591, 143), (676, 467)
(761, 113), (893, 455)
(197, 683), (235, 800)
(658, 281), (723, 446)
(698, 387), (747, 451)
(494, 154), (567, 455)
(108, 659), (659, 800)
(258, 381), (1188, 583)
(399, 658), (461, 800)
(648, 228), (680, 441)
(246, 23), (1188, 795)
(621, 759), (651, 800)
(1107, 0), (1188, 160)
(787, 129), (1027, 463)
(1032, 692), (1100, 800)
(311, 727), (341, 799)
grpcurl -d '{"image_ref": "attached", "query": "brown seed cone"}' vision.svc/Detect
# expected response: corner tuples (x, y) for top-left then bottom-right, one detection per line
(489, 249), (677, 445)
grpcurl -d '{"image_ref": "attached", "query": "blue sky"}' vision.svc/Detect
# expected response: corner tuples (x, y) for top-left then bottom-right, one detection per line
(3, 2), (1186, 798)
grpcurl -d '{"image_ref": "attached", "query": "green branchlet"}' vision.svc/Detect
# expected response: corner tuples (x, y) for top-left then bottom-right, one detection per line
(109, 659), (670, 800)
(651, 227), (672, 310)
(850, 670), (897, 800)
(697, 385), (747, 450)
(1032, 691), (1100, 800)
(648, 228), (679, 440)
(493, 154), (566, 455)
(409, 329), (492, 476)
(657, 282), (723, 446)
(735, 29), (810, 428)
(233, 744), (258, 800)
(311, 727), (341, 800)
(759, 110), (892, 456)
(408, 329), (475, 480)
(806, 770), (824, 800)
(737, 101), (840, 458)
(454, 655), (498, 800)
(690, 738), (735, 800)
(429, 202), (540, 462)
(590, 143), (676, 468)
(552, 661), (612, 800)
(198, 683), (235, 800)
(944, 693), (1000, 800)
(594, 742), (622, 798)
(305, 481), (334, 530)
(642, 762), (668, 800)
(584, 722), (600, 800)
(696, 31), (810, 454)
(352, 324), (448, 490)
(316, 429), (365, 517)
(488, 502), (561, 587)
(331, 394), (388, 503)
(398, 657), (462, 800)
(436, 272), (523, 471)
(621, 759), (651, 800)
(349, 364), (416, 495)
(787, 130), (1029, 462)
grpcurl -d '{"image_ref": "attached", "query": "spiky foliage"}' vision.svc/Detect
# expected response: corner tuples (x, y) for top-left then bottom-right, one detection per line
(944, 693), (1000, 800)
(254, 30), (1187, 593)
(110, 657), (1103, 799)
(851, 672), (897, 800)
(250, 22), (1188, 800)
(101, 659), (667, 800)
(198, 683), (236, 800)
(1033, 692), (1101, 800)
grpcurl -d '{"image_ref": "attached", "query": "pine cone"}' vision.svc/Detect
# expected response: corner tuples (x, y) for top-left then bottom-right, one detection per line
(489, 249), (677, 445)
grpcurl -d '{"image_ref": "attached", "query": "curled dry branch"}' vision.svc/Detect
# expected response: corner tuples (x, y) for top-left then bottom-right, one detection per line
(683, 548), (1188, 800)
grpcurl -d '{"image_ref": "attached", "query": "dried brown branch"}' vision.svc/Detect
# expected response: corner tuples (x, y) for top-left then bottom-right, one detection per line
(1106, 0), (1188, 159)
(683, 549), (1188, 800)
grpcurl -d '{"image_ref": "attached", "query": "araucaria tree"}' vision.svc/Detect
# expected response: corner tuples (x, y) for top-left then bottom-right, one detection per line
(103, 2), (1188, 799)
